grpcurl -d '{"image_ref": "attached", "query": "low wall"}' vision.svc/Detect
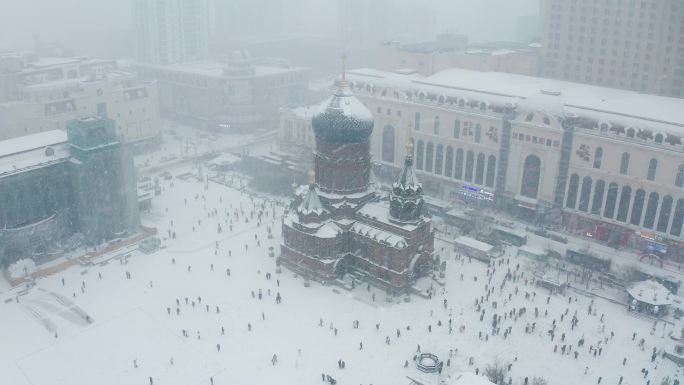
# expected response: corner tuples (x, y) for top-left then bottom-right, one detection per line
(5, 226), (156, 288)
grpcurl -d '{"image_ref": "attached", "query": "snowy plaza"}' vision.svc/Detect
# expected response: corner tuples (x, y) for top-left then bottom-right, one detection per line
(1, 169), (681, 385)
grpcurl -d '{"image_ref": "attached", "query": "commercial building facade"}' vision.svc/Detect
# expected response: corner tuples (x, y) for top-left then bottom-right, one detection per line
(539, 0), (684, 97)
(0, 55), (161, 146)
(279, 67), (684, 257)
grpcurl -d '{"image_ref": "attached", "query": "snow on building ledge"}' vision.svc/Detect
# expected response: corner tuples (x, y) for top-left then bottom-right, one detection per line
(0, 130), (70, 178)
(345, 67), (684, 140)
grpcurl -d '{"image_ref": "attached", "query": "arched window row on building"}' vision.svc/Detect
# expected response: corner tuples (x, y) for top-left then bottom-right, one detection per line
(412, 141), (495, 188)
(381, 125), (395, 163)
(354, 80), (683, 152)
(565, 173), (684, 236)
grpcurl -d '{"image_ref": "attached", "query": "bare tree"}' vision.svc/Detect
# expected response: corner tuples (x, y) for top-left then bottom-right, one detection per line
(618, 264), (643, 282)
(532, 377), (549, 385)
(484, 360), (506, 384)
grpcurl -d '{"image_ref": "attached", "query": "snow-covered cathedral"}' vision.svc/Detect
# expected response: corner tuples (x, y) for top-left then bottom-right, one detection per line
(278, 71), (434, 292)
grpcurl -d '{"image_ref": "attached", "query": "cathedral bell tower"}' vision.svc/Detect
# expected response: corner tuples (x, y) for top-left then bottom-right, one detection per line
(389, 140), (424, 223)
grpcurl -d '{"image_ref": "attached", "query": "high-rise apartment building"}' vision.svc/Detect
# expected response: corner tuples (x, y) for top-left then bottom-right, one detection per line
(540, 0), (684, 97)
(133, 0), (210, 65)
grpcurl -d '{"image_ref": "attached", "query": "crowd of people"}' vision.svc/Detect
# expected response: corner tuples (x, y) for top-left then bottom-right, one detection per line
(41, 171), (678, 385)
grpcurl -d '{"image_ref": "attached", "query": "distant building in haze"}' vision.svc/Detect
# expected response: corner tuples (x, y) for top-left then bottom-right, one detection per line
(540, 0), (684, 97)
(337, 0), (436, 49)
(376, 35), (539, 77)
(134, 51), (309, 132)
(0, 55), (161, 147)
(133, 0), (210, 65)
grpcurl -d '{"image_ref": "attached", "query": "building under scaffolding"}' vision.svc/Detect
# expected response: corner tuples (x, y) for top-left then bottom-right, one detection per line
(0, 117), (139, 267)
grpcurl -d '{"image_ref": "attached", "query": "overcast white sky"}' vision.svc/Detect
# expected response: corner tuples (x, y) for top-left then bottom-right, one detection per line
(0, 0), (540, 53)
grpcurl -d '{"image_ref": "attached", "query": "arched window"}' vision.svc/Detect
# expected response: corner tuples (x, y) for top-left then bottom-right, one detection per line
(616, 186), (632, 222)
(604, 183), (619, 218)
(670, 199), (684, 237)
(521, 155), (542, 199)
(425, 142), (434, 172)
(465, 150), (475, 182)
(630, 189), (646, 226)
(647, 158), (657, 181)
(626, 128), (635, 138)
(593, 147), (603, 169)
(566, 174), (580, 209)
(657, 195), (673, 233)
(676, 165), (684, 187)
(543, 116), (551, 125)
(475, 124), (482, 143)
(475, 153), (485, 185)
(415, 140), (424, 170)
(655, 133), (663, 144)
(444, 146), (454, 177)
(434, 144), (444, 175)
(591, 180), (605, 215)
(525, 113), (534, 122)
(480, 102), (486, 111)
(381, 125), (395, 163)
(486, 155), (496, 188)
(434, 116), (440, 135)
(454, 148), (464, 180)
(643, 192), (659, 229)
(458, 99), (465, 107)
(579, 176), (592, 212)
(619, 152), (630, 175)
(414, 112), (421, 131)
(453, 120), (461, 138)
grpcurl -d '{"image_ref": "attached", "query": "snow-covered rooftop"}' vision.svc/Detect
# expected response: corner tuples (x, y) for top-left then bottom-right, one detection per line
(207, 153), (241, 167)
(0, 131), (70, 178)
(316, 222), (341, 238)
(136, 60), (307, 79)
(315, 87), (374, 123)
(626, 280), (673, 306)
(347, 68), (684, 135)
(0, 130), (67, 158)
(298, 184), (325, 217)
(454, 236), (494, 253)
(357, 201), (420, 231)
(350, 222), (407, 248)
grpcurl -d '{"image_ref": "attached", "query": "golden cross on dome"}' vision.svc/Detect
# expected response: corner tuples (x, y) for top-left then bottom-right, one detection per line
(339, 52), (348, 88)
(405, 140), (414, 159)
(308, 168), (315, 184)
(404, 115), (413, 158)
(309, 151), (316, 183)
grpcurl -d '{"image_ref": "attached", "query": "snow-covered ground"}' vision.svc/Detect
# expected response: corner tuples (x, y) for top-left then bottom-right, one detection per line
(1, 169), (682, 385)
(134, 120), (275, 175)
